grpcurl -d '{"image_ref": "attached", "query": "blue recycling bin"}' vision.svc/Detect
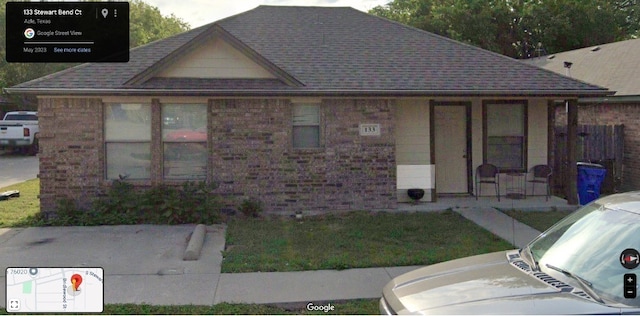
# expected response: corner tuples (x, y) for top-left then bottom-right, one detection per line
(577, 162), (607, 205)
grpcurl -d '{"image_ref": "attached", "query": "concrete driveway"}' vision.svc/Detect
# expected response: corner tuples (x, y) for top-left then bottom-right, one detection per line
(0, 151), (39, 189)
(0, 224), (226, 307)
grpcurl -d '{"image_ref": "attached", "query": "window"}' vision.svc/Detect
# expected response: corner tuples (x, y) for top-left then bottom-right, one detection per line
(162, 104), (207, 180)
(105, 103), (151, 180)
(483, 101), (527, 171)
(292, 104), (320, 148)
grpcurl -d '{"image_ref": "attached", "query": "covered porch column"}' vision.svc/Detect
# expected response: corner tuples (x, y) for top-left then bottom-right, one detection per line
(565, 98), (579, 205)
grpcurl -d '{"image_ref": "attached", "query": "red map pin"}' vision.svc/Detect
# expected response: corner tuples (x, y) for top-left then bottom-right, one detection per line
(71, 274), (83, 291)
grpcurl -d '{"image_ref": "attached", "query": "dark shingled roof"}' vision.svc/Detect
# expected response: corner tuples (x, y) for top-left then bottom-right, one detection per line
(9, 5), (610, 97)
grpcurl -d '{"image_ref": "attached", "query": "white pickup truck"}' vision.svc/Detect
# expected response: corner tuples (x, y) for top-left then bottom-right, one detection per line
(0, 111), (39, 155)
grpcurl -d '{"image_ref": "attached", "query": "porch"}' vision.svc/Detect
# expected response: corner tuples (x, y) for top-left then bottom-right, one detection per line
(396, 195), (579, 212)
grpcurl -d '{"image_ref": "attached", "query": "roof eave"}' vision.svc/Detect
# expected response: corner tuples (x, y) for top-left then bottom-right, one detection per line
(578, 94), (640, 103)
(4, 87), (613, 98)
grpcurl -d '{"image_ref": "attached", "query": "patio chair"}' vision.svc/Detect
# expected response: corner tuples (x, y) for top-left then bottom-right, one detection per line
(475, 164), (500, 201)
(526, 164), (552, 201)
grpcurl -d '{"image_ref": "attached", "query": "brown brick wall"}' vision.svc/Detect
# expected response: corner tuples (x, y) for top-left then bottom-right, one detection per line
(210, 99), (397, 215)
(556, 102), (640, 191)
(38, 98), (104, 215)
(39, 97), (397, 216)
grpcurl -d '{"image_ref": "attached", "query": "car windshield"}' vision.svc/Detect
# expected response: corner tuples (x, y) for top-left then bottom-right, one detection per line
(527, 202), (640, 307)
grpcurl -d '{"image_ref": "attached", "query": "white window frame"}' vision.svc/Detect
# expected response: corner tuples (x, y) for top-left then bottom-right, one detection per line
(292, 103), (321, 149)
(161, 103), (208, 180)
(483, 100), (528, 172)
(104, 103), (152, 180)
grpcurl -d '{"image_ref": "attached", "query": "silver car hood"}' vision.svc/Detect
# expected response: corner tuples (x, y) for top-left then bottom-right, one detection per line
(382, 251), (622, 314)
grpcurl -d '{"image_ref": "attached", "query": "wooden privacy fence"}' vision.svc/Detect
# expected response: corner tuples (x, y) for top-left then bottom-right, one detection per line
(553, 125), (624, 197)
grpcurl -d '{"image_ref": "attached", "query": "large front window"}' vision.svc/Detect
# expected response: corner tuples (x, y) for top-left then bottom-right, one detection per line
(162, 104), (207, 180)
(483, 101), (527, 171)
(105, 103), (151, 180)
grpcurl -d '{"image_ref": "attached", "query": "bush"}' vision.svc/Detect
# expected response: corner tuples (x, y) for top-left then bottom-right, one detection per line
(44, 181), (223, 226)
(238, 197), (263, 218)
(44, 198), (85, 226)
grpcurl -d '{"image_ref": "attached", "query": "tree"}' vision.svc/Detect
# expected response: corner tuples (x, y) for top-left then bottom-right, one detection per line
(128, 0), (190, 48)
(0, 0), (190, 109)
(523, 0), (626, 57)
(370, 0), (639, 58)
(370, 0), (436, 31)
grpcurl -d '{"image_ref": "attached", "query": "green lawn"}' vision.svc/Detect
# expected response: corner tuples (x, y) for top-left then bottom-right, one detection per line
(500, 209), (574, 232)
(222, 210), (514, 273)
(0, 179), (40, 227)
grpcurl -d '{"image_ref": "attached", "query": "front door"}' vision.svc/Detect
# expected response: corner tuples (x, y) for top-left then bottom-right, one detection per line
(434, 105), (469, 194)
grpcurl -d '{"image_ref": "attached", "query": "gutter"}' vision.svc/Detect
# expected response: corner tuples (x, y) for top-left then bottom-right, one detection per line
(4, 87), (615, 98)
(578, 95), (640, 103)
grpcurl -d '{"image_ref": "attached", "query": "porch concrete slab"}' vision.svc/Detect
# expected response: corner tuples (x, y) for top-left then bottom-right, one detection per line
(398, 196), (578, 213)
(214, 267), (392, 304)
(452, 207), (541, 249)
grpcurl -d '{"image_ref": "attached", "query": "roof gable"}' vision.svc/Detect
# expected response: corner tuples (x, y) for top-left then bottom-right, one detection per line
(156, 37), (275, 79)
(125, 24), (302, 87)
(525, 39), (640, 96)
(8, 5), (610, 97)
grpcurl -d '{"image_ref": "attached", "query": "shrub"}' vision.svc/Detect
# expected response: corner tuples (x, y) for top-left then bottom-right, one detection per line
(238, 197), (263, 218)
(46, 181), (223, 226)
(45, 198), (85, 226)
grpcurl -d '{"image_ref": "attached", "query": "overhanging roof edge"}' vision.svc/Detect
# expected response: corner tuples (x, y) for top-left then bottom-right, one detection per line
(4, 87), (613, 98)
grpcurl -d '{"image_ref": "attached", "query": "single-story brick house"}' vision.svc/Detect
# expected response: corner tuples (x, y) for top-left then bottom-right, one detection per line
(526, 38), (639, 191)
(7, 6), (610, 215)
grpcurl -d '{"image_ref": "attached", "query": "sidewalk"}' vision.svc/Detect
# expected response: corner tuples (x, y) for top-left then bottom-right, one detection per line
(214, 266), (421, 305)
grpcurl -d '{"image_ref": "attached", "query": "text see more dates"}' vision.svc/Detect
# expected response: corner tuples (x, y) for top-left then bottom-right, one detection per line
(6, 2), (129, 62)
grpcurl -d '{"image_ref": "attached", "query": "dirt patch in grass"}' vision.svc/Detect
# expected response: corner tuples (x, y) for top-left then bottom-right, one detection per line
(222, 210), (513, 273)
(501, 209), (574, 232)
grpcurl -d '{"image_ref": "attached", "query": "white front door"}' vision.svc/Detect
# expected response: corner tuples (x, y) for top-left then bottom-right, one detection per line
(434, 106), (468, 193)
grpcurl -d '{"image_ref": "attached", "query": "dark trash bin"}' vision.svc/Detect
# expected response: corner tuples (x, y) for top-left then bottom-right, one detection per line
(577, 162), (607, 205)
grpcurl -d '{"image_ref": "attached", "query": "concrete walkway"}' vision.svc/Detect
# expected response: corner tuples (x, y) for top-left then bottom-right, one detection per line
(0, 206), (544, 308)
(452, 207), (542, 249)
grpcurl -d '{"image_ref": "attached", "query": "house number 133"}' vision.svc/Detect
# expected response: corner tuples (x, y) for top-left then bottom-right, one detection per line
(359, 124), (381, 136)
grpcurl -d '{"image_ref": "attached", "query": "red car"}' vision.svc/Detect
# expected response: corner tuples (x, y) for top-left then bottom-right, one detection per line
(164, 128), (206, 142)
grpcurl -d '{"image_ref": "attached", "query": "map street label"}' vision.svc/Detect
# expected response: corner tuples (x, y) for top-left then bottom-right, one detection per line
(6, 267), (104, 313)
